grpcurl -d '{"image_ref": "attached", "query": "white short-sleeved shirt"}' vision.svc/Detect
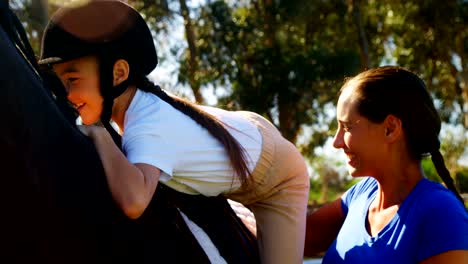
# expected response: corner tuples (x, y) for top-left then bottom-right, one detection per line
(122, 89), (262, 196)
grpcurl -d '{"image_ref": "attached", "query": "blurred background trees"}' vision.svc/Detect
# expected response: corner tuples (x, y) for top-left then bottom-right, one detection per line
(11, 0), (468, 205)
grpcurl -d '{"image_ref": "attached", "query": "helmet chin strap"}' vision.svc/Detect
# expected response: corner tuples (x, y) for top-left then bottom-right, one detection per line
(98, 54), (130, 149)
(111, 80), (130, 99)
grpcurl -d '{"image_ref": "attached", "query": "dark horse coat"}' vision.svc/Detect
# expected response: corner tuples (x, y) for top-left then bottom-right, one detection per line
(0, 3), (258, 263)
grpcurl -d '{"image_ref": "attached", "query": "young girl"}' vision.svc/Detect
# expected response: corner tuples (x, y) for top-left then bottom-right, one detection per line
(40, 1), (310, 263)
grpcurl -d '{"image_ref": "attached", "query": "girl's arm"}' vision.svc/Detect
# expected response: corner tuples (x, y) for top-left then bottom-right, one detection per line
(79, 125), (160, 219)
(304, 198), (345, 256)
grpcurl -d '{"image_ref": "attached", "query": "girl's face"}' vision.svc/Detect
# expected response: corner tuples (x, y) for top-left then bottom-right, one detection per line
(332, 84), (386, 177)
(53, 55), (103, 125)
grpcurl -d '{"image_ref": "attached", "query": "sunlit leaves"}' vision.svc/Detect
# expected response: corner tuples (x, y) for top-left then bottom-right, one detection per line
(178, 0), (361, 145)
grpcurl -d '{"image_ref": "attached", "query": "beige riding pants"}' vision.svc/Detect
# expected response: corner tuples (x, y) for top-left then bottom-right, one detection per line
(227, 111), (310, 264)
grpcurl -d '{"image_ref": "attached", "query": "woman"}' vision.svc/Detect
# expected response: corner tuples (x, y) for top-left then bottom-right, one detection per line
(40, 1), (310, 263)
(306, 66), (468, 263)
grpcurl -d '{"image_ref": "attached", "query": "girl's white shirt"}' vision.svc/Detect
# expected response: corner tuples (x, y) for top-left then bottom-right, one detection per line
(123, 89), (262, 196)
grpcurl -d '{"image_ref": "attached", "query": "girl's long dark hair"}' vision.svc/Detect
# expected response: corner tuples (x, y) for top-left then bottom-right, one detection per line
(134, 77), (252, 188)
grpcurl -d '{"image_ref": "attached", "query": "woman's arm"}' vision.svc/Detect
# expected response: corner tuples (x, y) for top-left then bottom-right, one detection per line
(419, 250), (468, 264)
(304, 198), (345, 257)
(79, 125), (160, 219)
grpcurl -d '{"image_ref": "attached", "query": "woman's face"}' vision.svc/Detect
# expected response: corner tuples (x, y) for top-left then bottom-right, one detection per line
(53, 55), (103, 125)
(333, 84), (386, 177)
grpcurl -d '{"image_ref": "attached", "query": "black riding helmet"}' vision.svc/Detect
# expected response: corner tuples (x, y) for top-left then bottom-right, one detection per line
(40, 0), (158, 146)
(40, 0), (157, 75)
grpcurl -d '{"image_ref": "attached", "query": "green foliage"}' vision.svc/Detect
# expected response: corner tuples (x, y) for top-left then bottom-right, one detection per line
(456, 167), (468, 193)
(131, 0), (173, 32)
(422, 157), (441, 183)
(10, 0), (49, 54)
(308, 153), (358, 204)
(309, 175), (360, 205)
(440, 124), (468, 173)
(308, 182), (340, 204)
(179, 0), (361, 144)
(374, 0), (468, 125)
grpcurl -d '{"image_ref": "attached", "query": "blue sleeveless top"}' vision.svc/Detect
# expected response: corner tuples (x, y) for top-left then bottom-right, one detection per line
(323, 177), (468, 263)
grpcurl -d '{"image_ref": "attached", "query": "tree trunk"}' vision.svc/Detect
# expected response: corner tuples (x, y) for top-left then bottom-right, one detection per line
(458, 69), (468, 127)
(179, 0), (204, 104)
(278, 99), (296, 142)
(30, 0), (48, 42)
(349, 0), (370, 69)
(454, 30), (468, 128)
(263, 0), (299, 143)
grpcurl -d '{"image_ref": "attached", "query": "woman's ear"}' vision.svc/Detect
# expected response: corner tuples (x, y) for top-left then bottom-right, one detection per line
(113, 59), (130, 86)
(384, 114), (403, 143)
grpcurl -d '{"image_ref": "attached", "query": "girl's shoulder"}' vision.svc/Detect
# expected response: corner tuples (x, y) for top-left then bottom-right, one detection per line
(126, 89), (183, 125)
